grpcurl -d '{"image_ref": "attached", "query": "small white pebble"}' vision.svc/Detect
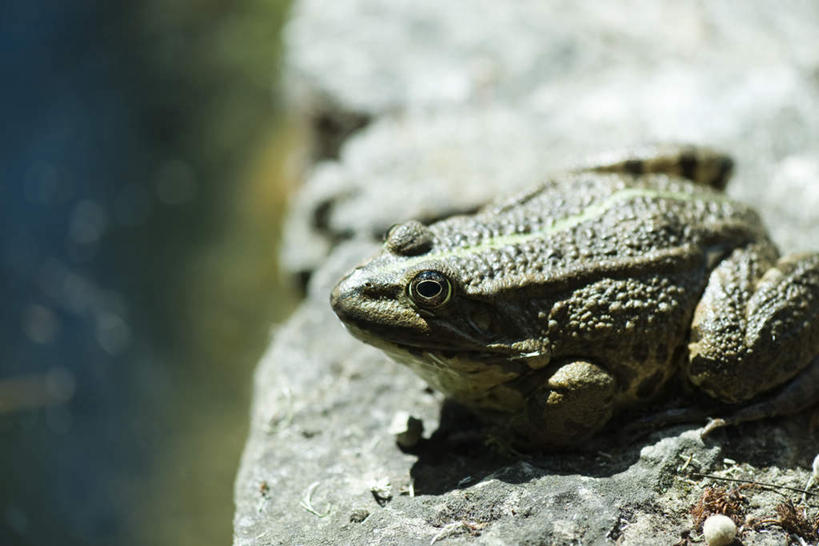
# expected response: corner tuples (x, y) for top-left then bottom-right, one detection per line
(369, 477), (392, 504)
(804, 453), (819, 502)
(702, 514), (737, 546)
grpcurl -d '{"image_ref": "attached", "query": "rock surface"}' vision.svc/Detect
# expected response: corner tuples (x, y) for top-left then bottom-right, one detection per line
(236, 1), (819, 544)
(281, 0), (819, 278)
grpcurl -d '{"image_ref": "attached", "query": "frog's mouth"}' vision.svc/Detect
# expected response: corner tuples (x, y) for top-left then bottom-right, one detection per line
(339, 317), (501, 358)
(339, 319), (545, 380)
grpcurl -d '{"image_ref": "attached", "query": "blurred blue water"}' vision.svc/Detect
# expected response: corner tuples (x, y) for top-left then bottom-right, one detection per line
(1, 2), (160, 543)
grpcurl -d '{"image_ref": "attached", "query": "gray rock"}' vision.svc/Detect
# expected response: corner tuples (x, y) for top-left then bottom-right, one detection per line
(281, 0), (819, 276)
(236, 239), (818, 545)
(282, 106), (819, 278)
(284, 0), (819, 116)
(237, 1), (819, 544)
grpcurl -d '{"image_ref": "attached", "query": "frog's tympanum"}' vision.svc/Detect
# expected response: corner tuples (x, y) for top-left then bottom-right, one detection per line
(331, 145), (819, 448)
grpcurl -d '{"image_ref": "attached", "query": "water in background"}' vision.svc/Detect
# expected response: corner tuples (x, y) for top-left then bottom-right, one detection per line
(0, 1), (296, 544)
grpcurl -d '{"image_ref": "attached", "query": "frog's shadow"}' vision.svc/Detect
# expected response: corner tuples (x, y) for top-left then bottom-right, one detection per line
(407, 400), (651, 495)
(408, 399), (818, 496)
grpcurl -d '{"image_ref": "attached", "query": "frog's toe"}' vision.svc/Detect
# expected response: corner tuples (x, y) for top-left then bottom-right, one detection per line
(617, 406), (712, 443)
(699, 417), (728, 439)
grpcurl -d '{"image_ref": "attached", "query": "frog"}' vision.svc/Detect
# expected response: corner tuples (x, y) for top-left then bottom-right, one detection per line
(330, 144), (819, 448)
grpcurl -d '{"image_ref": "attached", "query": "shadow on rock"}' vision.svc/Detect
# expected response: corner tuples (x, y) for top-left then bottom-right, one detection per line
(407, 399), (689, 496)
(713, 413), (819, 469)
(409, 397), (819, 497)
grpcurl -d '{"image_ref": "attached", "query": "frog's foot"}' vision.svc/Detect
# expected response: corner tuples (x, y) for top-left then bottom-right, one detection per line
(618, 406), (714, 443)
(700, 418), (727, 438)
(700, 355), (819, 437)
(482, 429), (528, 458)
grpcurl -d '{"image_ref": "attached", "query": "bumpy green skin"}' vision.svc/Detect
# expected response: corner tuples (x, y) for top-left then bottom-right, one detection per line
(331, 146), (819, 448)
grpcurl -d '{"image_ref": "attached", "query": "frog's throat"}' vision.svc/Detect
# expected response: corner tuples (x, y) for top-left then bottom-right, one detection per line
(377, 339), (531, 411)
(372, 187), (727, 276)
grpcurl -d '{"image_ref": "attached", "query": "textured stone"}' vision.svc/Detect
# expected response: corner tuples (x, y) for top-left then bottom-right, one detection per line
(281, 0), (819, 276)
(236, 239), (818, 545)
(237, 1), (819, 544)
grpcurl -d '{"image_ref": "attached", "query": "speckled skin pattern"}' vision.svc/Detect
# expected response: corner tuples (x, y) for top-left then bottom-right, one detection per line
(331, 146), (819, 448)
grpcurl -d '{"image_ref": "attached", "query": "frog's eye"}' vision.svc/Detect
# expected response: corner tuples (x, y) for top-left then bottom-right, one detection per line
(408, 270), (452, 309)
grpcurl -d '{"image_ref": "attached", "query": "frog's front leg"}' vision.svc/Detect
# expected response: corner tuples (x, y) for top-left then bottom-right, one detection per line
(514, 360), (617, 448)
(686, 244), (819, 419)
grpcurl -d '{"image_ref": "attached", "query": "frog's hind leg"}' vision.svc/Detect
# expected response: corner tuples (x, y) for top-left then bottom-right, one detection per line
(621, 356), (819, 440)
(686, 245), (819, 426)
(580, 144), (734, 190)
(702, 355), (819, 436)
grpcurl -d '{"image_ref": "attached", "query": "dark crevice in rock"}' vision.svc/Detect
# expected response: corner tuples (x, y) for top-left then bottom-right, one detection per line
(310, 192), (357, 239)
(290, 194), (359, 293)
(311, 109), (371, 161)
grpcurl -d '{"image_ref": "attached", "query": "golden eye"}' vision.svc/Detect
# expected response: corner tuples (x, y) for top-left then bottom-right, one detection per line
(408, 270), (452, 309)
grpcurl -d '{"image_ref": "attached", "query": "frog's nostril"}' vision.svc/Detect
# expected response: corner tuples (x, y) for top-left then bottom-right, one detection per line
(330, 269), (387, 317)
(330, 274), (360, 318)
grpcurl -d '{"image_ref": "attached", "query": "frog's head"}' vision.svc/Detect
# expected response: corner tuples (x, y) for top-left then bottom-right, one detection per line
(330, 221), (540, 363)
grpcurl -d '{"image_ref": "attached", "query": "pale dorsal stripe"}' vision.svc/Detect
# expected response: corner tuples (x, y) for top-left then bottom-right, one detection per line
(372, 187), (726, 276)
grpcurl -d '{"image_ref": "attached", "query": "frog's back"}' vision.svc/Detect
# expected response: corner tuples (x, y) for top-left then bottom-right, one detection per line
(428, 173), (766, 297)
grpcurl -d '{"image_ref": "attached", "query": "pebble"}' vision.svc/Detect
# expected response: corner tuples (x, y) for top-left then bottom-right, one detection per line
(702, 514), (737, 546)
